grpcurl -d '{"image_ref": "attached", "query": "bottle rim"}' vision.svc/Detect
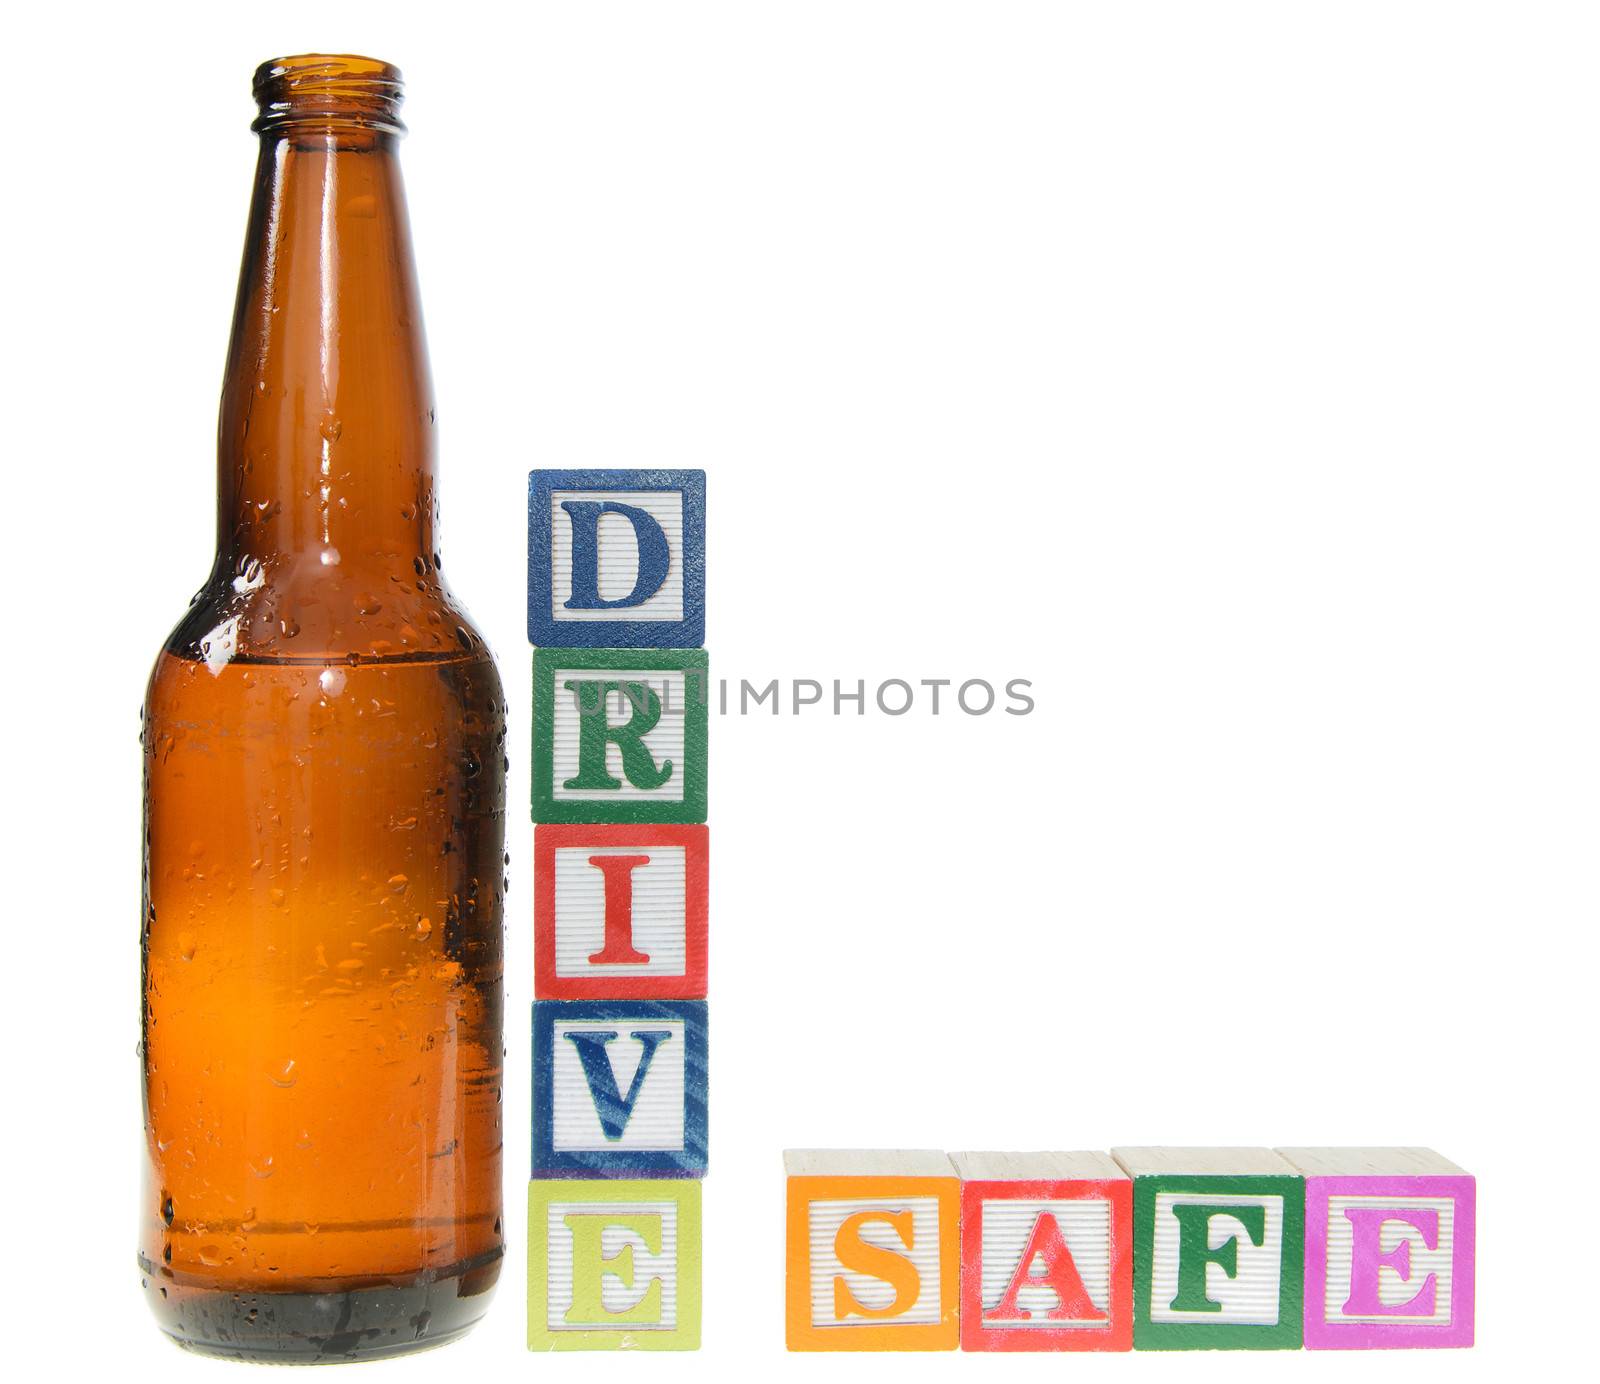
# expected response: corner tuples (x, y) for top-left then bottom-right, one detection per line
(252, 54), (405, 136)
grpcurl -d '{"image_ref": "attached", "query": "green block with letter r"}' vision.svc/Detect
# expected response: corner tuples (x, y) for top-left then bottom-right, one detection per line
(532, 648), (709, 824)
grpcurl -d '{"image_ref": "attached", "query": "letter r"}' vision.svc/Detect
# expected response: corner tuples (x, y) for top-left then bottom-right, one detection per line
(563, 679), (674, 792)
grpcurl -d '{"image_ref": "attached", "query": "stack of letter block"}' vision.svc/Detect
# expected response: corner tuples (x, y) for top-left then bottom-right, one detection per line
(526, 470), (708, 1351)
(785, 1148), (1473, 1352)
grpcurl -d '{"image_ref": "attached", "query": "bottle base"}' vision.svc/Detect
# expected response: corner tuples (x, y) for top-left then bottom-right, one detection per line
(141, 1250), (501, 1364)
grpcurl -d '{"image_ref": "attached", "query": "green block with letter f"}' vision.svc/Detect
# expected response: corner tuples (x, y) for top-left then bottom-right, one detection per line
(1129, 1173), (1305, 1350)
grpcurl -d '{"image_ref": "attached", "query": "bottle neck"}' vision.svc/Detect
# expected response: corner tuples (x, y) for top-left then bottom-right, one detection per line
(217, 123), (437, 571)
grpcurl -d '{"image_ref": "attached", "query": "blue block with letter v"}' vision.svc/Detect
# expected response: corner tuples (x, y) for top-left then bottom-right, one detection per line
(527, 469), (706, 648)
(532, 999), (709, 1177)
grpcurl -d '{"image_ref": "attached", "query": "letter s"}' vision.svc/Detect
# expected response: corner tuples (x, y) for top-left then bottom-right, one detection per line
(831, 1209), (920, 1320)
(1005, 677), (1035, 715)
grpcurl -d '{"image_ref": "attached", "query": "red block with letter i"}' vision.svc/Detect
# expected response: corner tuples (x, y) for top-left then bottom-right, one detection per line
(534, 823), (708, 1000)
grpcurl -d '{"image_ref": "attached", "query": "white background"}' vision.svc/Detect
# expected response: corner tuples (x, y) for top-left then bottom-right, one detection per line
(5, 1), (1595, 1379)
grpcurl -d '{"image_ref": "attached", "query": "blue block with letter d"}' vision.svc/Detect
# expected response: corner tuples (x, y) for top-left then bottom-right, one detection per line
(527, 469), (706, 648)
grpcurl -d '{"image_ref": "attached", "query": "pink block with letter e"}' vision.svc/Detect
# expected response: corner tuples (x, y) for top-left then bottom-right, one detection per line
(1279, 1148), (1475, 1350)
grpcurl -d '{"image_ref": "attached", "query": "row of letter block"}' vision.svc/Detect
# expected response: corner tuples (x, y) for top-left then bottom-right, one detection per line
(527, 469), (709, 1351)
(784, 1148), (1474, 1352)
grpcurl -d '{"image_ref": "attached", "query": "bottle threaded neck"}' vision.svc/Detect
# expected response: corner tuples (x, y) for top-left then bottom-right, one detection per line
(252, 54), (404, 136)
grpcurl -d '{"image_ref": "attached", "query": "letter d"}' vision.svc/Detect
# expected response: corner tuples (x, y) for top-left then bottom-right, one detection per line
(562, 500), (670, 609)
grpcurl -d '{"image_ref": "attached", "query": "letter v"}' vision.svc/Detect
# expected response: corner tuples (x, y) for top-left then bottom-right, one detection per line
(563, 1028), (673, 1139)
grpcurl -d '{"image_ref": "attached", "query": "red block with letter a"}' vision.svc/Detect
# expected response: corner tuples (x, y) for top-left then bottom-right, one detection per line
(954, 1152), (1133, 1352)
(534, 824), (708, 1000)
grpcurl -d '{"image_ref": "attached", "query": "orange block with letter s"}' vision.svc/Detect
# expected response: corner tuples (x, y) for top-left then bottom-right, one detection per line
(784, 1150), (960, 1351)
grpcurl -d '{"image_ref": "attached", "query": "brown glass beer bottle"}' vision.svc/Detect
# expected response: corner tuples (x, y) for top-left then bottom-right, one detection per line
(139, 56), (506, 1361)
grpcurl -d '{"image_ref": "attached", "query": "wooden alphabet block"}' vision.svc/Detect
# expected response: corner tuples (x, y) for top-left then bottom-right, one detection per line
(784, 1150), (959, 1352)
(527, 1179), (701, 1350)
(953, 1151), (1133, 1352)
(1112, 1147), (1305, 1351)
(533, 1000), (708, 1177)
(532, 648), (708, 824)
(535, 824), (708, 1000)
(1278, 1148), (1475, 1350)
(527, 468), (705, 649)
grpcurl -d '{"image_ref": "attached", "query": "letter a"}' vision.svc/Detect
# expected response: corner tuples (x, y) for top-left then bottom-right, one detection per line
(985, 1210), (1098, 1321)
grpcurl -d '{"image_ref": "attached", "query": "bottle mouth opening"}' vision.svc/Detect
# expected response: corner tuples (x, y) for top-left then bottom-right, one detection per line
(252, 54), (405, 136)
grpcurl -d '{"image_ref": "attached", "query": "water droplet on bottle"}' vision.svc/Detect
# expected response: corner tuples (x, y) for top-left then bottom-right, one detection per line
(178, 933), (197, 962)
(161, 1194), (175, 1227)
(269, 1058), (297, 1088)
(279, 617), (300, 639)
(233, 558), (265, 594)
(319, 417), (344, 443)
(319, 667), (347, 697)
(320, 547), (341, 567)
(388, 874), (409, 893)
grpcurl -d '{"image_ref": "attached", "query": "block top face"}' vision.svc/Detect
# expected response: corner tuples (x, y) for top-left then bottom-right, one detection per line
(951, 1151), (1127, 1182)
(527, 468), (705, 649)
(1276, 1147), (1468, 1178)
(1112, 1147), (1296, 1178)
(785, 1149), (955, 1179)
